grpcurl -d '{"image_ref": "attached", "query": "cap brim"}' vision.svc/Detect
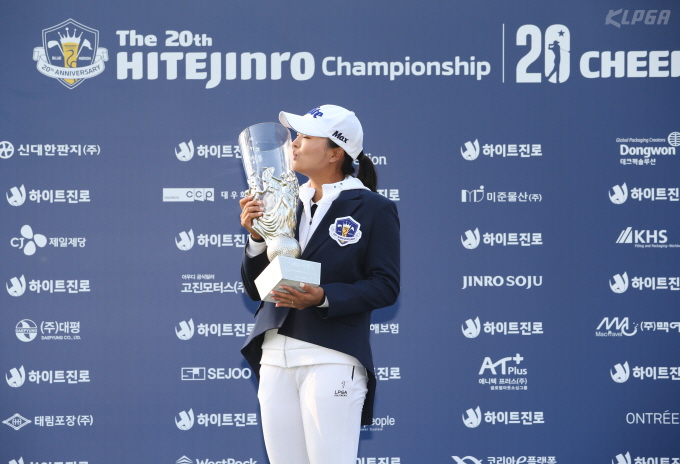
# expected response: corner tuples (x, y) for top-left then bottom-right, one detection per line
(279, 111), (326, 137)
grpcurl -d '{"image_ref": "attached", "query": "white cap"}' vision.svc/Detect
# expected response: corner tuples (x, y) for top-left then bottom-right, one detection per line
(279, 104), (363, 159)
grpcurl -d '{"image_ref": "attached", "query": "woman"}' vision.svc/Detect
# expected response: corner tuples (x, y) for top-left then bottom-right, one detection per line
(239, 104), (400, 464)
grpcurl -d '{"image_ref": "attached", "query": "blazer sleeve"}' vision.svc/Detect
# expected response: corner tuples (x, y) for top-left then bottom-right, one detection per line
(241, 247), (271, 301)
(318, 200), (400, 319)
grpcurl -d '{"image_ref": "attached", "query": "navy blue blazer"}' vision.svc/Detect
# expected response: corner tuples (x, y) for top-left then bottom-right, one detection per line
(240, 188), (400, 425)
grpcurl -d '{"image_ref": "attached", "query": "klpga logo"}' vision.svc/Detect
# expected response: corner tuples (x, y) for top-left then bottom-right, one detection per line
(610, 272), (629, 293)
(7, 275), (27, 297)
(176, 230), (195, 250)
(462, 317), (481, 338)
(176, 141), (194, 161)
(6, 185), (26, 206)
(461, 140), (480, 160)
(452, 457), (482, 464)
(176, 319), (195, 340)
(479, 354), (525, 375)
(11, 225), (47, 256)
(461, 228), (480, 249)
(613, 452), (631, 464)
(462, 407), (482, 428)
(606, 9), (670, 28)
(616, 227), (667, 244)
(176, 409), (194, 430)
(609, 183), (628, 204)
(6, 366), (26, 387)
(611, 361), (630, 383)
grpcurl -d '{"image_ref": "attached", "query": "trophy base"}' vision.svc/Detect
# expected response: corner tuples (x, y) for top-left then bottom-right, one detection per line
(255, 256), (321, 303)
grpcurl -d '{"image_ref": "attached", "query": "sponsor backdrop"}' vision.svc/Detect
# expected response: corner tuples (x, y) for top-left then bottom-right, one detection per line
(1, 1), (678, 463)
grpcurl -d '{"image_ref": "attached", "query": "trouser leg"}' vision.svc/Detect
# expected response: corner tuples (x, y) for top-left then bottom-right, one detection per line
(258, 364), (310, 464)
(298, 364), (368, 464)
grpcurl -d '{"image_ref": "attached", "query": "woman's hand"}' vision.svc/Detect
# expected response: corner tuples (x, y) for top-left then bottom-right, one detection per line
(239, 195), (264, 240)
(271, 283), (325, 310)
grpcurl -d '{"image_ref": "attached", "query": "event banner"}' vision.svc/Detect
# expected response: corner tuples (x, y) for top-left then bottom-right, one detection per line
(1, 1), (678, 463)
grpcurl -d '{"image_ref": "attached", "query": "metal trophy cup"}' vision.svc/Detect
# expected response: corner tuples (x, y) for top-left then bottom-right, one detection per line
(239, 122), (320, 303)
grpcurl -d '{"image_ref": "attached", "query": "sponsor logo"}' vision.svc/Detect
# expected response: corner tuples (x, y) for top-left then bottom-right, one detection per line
(465, 319), (543, 337)
(3, 414), (31, 430)
(462, 275), (543, 290)
(176, 319), (195, 340)
(34, 19), (108, 89)
(6, 366), (26, 387)
(10, 225), (47, 256)
(479, 354), (525, 375)
(606, 9), (671, 28)
(611, 361), (630, 383)
(6, 185), (26, 206)
(177, 458), (257, 464)
(670, 132), (680, 147)
(461, 228), (480, 249)
(6, 275), (26, 296)
(461, 186), (543, 203)
(610, 272), (629, 293)
(15, 320), (38, 342)
(163, 188), (214, 202)
(176, 141), (194, 161)
(452, 458), (482, 464)
(462, 317), (481, 338)
(308, 107), (323, 118)
(176, 230), (195, 250)
(0, 141), (14, 159)
(176, 409), (195, 430)
(613, 452), (631, 464)
(626, 411), (679, 424)
(9, 458), (25, 464)
(331, 130), (348, 143)
(463, 407), (482, 428)
(596, 317), (638, 336)
(616, 227), (668, 244)
(462, 229), (542, 248)
(461, 140), (480, 160)
(177, 458), (192, 464)
(180, 367), (251, 380)
(609, 183), (628, 204)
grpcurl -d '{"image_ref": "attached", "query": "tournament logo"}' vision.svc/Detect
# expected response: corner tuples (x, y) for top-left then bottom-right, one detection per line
(33, 19), (108, 89)
(329, 216), (361, 246)
(613, 452), (632, 464)
(176, 230), (195, 250)
(609, 183), (628, 204)
(461, 228), (480, 249)
(610, 272), (629, 293)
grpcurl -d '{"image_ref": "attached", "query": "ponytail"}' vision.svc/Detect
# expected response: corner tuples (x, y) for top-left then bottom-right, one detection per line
(330, 139), (378, 192)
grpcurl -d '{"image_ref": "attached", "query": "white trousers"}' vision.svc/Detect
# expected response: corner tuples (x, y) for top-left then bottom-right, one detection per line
(258, 363), (368, 464)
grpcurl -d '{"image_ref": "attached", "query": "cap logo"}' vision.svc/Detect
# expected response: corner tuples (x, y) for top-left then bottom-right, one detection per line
(307, 107), (324, 118)
(332, 130), (348, 143)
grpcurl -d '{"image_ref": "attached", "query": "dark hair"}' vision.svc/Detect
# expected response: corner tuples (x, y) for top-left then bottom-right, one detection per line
(328, 139), (378, 192)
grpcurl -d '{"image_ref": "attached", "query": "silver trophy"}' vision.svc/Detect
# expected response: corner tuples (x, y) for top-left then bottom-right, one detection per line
(239, 122), (320, 302)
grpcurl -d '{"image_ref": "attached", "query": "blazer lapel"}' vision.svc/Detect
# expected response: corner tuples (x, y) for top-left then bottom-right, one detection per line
(301, 190), (363, 259)
(295, 200), (303, 242)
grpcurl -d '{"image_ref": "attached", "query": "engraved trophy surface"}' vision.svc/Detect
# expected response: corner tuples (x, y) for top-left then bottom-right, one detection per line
(239, 122), (320, 302)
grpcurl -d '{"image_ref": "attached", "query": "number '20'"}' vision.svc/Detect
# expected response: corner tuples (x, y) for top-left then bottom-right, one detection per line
(516, 25), (570, 83)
